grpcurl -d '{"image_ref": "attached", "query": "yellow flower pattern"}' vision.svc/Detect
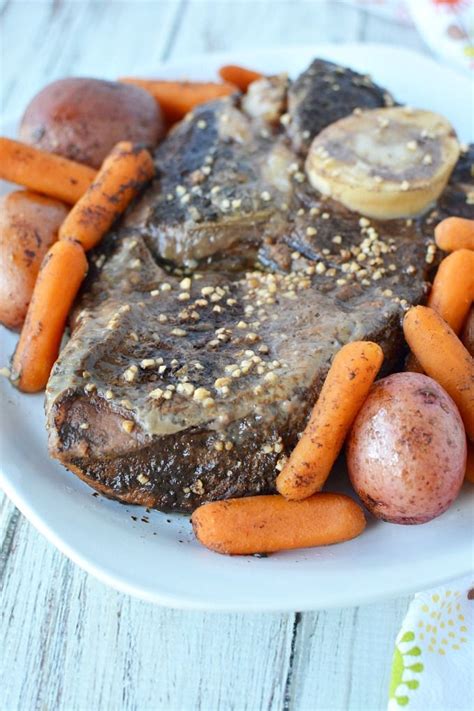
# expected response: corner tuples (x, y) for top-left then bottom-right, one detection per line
(389, 584), (472, 709)
(418, 590), (468, 655)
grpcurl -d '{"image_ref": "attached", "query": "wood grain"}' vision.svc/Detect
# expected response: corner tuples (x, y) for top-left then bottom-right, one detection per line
(0, 1), (420, 709)
(167, 0), (363, 59)
(0, 508), (409, 711)
(361, 10), (427, 52)
(0, 0), (183, 118)
(288, 600), (411, 710)
(0, 506), (297, 710)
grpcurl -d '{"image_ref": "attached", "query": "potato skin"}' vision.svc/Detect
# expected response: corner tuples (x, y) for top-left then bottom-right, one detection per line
(19, 78), (164, 169)
(0, 190), (69, 330)
(347, 373), (466, 524)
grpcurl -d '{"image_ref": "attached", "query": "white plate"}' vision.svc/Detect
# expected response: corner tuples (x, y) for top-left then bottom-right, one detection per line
(1, 44), (473, 611)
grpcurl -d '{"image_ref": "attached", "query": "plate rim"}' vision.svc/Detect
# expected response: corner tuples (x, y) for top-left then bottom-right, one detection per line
(2, 467), (471, 611)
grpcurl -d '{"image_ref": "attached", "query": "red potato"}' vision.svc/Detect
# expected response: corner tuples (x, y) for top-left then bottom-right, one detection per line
(0, 190), (69, 330)
(347, 372), (466, 524)
(19, 78), (164, 169)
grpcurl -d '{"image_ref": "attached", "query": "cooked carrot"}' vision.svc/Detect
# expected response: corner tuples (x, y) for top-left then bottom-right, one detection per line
(59, 141), (154, 251)
(0, 137), (96, 204)
(428, 249), (474, 334)
(405, 249), (474, 373)
(218, 65), (263, 91)
(192, 493), (365, 555)
(466, 442), (474, 484)
(435, 217), (474, 252)
(403, 306), (474, 440)
(118, 78), (237, 124)
(276, 341), (384, 501)
(11, 240), (88, 393)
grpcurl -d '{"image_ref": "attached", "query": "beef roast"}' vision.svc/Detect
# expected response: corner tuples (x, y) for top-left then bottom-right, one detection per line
(122, 82), (294, 269)
(45, 60), (474, 512)
(287, 58), (395, 155)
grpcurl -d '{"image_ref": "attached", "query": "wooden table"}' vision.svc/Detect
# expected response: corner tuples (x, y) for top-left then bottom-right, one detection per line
(1, 2), (429, 709)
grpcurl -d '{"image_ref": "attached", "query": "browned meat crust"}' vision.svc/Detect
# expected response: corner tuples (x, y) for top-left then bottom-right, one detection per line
(45, 60), (474, 512)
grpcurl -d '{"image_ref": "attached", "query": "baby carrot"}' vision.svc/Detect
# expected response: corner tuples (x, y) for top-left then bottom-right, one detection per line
(276, 341), (384, 501)
(0, 137), (96, 204)
(403, 306), (474, 440)
(406, 249), (474, 373)
(428, 249), (474, 334)
(218, 65), (263, 91)
(11, 240), (88, 393)
(466, 442), (474, 484)
(119, 79), (237, 124)
(435, 217), (474, 252)
(59, 141), (155, 251)
(192, 493), (366, 555)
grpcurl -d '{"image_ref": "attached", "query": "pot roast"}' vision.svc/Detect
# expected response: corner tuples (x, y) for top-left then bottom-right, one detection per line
(45, 60), (474, 512)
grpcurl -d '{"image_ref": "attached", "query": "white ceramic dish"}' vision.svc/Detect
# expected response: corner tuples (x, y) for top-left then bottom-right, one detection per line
(1, 44), (473, 611)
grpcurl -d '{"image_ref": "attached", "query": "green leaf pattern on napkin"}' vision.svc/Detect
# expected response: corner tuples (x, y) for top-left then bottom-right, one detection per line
(389, 631), (423, 706)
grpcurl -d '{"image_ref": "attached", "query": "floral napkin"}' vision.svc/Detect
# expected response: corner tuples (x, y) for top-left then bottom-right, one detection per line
(388, 576), (474, 710)
(341, 0), (474, 73)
